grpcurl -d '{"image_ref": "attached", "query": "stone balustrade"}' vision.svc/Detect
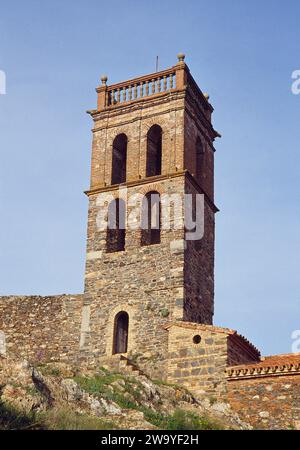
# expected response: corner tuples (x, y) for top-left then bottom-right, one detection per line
(94, 53), (213, 113)
(107, 68), (176, 107)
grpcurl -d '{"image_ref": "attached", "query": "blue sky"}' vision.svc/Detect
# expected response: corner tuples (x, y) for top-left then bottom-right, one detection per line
(0, 0), (299, 356)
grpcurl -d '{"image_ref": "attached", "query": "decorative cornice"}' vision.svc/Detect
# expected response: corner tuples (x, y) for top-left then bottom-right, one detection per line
(227, 354), (300, 380)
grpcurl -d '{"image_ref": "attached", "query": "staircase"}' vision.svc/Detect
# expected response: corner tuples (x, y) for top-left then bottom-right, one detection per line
(100, 354), (146, 377)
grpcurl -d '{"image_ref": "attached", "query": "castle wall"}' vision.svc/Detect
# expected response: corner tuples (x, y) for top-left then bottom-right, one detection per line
(227, 375), (300, 430)
(0, 295), (83, 363)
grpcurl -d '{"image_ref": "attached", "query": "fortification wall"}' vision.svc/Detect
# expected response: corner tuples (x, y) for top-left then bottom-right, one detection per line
(0, 295), (83, 363)
(227, 374), (300, 429)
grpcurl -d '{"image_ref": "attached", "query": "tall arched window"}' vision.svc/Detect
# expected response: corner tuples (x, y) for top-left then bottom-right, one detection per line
(141, 191), (161, 246)
(111, 134), (127, 184)
(195, 137), (204, 184)
(106, 198), (126, 253)
(113, 311), (129, 354)
(146, 125), (162, 177)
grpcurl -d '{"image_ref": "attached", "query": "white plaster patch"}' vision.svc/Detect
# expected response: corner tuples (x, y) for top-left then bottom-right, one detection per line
(79, 305), (91, 349)
(170, 239), (186, 254)
(259, 411), (269, 418)
(86, 251), (103, 261)
(0, 331), (6, 355)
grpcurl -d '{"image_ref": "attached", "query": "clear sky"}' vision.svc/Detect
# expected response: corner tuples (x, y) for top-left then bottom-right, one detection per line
(0, 0), (299, 356)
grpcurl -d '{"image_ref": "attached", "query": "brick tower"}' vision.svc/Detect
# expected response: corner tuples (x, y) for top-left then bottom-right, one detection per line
(80, 54), (220, 372)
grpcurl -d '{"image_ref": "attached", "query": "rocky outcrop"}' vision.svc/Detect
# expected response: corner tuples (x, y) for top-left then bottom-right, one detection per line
(0, 355), (251, 430)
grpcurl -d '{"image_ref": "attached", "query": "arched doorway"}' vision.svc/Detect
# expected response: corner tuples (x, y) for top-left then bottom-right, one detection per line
(113, 311), (129, 354)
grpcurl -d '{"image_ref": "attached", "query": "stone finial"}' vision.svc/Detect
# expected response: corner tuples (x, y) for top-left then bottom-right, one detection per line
(177, 53), (185, 63)
(203, 93), (210, 100)
(101, 75), (108, 86)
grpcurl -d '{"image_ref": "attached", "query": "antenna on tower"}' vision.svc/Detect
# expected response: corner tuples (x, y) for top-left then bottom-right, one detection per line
(156, 56), (159, 72)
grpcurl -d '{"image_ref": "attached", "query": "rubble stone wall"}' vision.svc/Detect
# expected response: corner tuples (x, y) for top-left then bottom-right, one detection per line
(0, 295), (83, 363)
(227, 375), (300, 430)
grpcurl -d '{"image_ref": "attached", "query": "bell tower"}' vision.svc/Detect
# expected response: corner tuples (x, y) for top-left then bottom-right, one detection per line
(81, 54), (219, 370)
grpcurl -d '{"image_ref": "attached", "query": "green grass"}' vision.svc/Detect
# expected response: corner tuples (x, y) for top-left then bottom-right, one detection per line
(74, 372), (142, 410)
(0, 366), (220, 431)
(74, 372), (123, 395)
(74, 370), (223, 430)
(37, 364), (62, 377)
(139, 408), (222, 430)
(0, 402), (118, 430)
(164, 409), (223, 430)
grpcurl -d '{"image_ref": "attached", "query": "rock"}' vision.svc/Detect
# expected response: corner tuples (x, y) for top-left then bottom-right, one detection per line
(211, 402), (230, 415)
(259, 411), (270, 418)
(61, 379), (83, 402)
(0, 355), (252, 430)
(99, 398), (122, 415)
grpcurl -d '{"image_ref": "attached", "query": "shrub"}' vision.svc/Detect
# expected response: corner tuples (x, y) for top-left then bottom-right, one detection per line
(165, 409), (223, 430)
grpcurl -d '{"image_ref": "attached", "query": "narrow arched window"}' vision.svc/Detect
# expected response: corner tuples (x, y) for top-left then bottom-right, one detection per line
(196, 137), (204, 184)
(113, 311), (129, 354)
(106, 198), (126, 253)
(111, 134), (127, 184)
(141, 191), (161, 246)
(146, 125), (162, 177)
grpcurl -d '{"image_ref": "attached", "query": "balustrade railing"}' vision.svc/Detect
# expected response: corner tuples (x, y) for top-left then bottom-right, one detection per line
(106, 69), (176, 107)
(95, 54), (213, 113)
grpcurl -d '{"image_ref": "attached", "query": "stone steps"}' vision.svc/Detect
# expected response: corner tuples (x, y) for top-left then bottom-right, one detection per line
(100, 354), (146, 378)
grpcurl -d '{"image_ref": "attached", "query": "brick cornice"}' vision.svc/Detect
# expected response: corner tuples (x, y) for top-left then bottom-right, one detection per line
(89, 89), (186, 125)
(84, 170), (219, 213)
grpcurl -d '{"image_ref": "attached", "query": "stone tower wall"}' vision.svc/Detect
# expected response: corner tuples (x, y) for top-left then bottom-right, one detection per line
(84, 58), (219, 367)
(83, 175), (186, 375)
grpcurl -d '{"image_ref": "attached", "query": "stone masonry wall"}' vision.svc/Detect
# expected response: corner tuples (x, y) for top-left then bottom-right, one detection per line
(184, 176), (215, 324)
(165, 322), (260, 400)
(83, 67), (217, 376)
(227, 375), (300, 429)
(83, 175), (186, 377)
(166, 323), (229, 398)
(0, 295), (83, 363)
